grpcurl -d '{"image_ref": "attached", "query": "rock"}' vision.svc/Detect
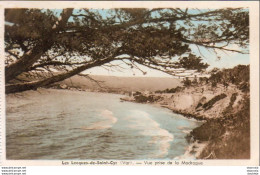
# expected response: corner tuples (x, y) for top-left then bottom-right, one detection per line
(60, 84), (68, 89)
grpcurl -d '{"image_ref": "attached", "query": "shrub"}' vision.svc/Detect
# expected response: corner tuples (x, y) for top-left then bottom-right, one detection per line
(183, 77), (192, 87)
(208, 65), (249, 89)
(202, 93), (227, 110)
(197, 96), (250, 159)
(155, 86), (183, 93)
(134, 94), (162, 103)
(190, 119), (225, 141)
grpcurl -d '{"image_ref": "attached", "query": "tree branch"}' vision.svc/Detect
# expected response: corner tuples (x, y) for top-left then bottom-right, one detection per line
(5, 9), (74, 83)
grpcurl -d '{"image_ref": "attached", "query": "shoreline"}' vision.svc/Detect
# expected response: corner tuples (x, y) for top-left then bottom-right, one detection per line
(49, 87), (212, 158)
(119, 96), (208, 159)
(175, 140), (208, 160)
(119, 97), (207, 120)
(11, 86), (249, 159)
(7, 87), (204, 160)
(119, 83), (247, 159)
(160, 105), (207, 122)
(47, 88), (208, 158)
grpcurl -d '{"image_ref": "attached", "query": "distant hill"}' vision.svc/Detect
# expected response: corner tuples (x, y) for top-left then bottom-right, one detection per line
(58, 75), (182, 92)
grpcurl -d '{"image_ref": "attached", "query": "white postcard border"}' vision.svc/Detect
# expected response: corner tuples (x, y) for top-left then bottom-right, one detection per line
(0, 1), (259, 166)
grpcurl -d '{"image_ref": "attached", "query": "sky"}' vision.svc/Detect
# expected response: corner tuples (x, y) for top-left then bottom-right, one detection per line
(83, 42), (249, 77)
(83, 48), (249, 77)
(78, 8), (250, 77)
(7, 8), (249, 78)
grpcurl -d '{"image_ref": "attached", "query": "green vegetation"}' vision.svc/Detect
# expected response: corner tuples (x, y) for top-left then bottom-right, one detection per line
(188, 65), (250, 159)
(133, 94), (162, 103)
(155, 86), (183, 94)
(184, 65), (249, 92)
(193, 95), (250, 159)
(183, 78), (192, 88)
(128, 65), (250, 159)
(208, 65), (249, 92)
(222, 93), (238, 116)
(190, 119), (225, 141)
(202, 93), (227, 111)
(5, 8), (248, 93)
(195, 97), (207, 110)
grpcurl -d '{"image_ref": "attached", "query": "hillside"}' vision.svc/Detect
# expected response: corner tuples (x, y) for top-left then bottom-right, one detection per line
(121, 65), (250, 159)
(55, 75), (182, 93)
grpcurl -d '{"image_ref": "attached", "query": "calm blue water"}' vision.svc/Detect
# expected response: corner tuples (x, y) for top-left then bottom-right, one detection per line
(6, 89), (201, 160)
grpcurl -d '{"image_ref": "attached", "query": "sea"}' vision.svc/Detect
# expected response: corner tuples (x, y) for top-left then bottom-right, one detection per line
(6, 89), (201, 160)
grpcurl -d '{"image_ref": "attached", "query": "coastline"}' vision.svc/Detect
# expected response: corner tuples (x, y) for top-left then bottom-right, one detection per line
(160, 105), (207, 121)
(19, 83), (249, 159)
(120, 97), (208, 159)
(7, 87), (202, 160)
(119, 83), (248, 159)
(50, 83), (245, 159)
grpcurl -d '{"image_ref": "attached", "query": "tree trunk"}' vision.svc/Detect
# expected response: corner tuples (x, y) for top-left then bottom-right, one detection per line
(6, 58), (114, 94)
(5, 9), (73, 83)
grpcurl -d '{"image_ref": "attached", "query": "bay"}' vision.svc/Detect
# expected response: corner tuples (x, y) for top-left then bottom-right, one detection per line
(6, 89), (201, 160)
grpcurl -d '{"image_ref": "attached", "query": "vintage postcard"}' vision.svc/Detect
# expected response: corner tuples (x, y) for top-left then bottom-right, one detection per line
(0, 1), (259, 166)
